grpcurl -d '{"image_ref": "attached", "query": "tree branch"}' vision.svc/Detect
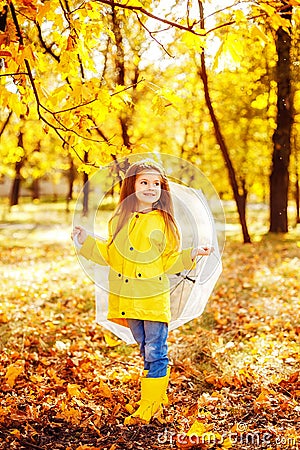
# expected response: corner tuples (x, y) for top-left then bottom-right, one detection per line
(0, 110), (12, 137)
(0, 72), (28, 77)
(35, 22), (60, 62)
(6, 1), (148, 168)
(96, 0), (203, 35)
(96, 0), (270, 39)
(135, 14), (174, 58)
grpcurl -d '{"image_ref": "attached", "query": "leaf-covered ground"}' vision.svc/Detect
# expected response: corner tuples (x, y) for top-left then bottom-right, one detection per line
(0, 204), (300, 449)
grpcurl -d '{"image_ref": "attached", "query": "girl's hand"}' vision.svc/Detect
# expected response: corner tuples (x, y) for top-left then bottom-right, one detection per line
(191, 246), (214, 260)
(71, 226), (87, 245)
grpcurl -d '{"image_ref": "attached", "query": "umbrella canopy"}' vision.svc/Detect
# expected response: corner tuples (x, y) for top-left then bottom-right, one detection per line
(73, 154), (224, 343)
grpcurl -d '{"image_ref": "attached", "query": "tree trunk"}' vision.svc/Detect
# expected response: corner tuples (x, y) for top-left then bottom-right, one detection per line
(66, 157), (75, 212)
(270, 7), (293, 233)
(0, 5), (8, 31)
(10, 162), (23, 207)
(296, 175), (300, 224)
(32, 142), (41, 201)
(295, 150), (300, 224)
(32, 178), (40, 201)
(10, 130), (25, 207)
(0, 111), (12, 136)
(198, 1), (251, 243)
(67, 157), (75, 202)
(111, 6), (131, 149)
(0, 5), (8, 69)
(82, 151), (89, 216)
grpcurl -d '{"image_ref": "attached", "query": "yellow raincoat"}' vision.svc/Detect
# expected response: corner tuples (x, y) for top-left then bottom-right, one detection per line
(79, 210), (195, 326)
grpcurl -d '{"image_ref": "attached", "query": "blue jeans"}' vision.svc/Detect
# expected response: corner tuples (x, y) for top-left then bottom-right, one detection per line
(127, 319), (169, 378)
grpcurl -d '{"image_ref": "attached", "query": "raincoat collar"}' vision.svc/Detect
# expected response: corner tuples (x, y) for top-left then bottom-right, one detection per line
(132, 209), (160, 215)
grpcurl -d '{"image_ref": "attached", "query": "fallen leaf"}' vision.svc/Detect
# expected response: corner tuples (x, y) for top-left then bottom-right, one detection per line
(104, 333), (121, 347)
(5, 363), (24, 388)
(67, 383), (82, 398)
(98, 380), (112, 398)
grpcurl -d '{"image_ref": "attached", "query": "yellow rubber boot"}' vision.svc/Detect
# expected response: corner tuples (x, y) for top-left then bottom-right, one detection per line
(124, 368), (170, 425)
(143, 370), (169, 405)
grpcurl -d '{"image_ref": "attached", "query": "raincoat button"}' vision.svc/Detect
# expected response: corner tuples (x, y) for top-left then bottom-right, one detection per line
(125, 279), (129, 283)
(118, 273), (121, 277)
(129, 246), (134, 251)
(138, 273), (142, 277)
(159, 276), (162, 280)
(121, 311), (125, 315)
(135, 214), (139, 218)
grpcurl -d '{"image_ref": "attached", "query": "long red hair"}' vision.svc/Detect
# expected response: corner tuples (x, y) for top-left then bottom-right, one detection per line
(109, 160), (180, 248)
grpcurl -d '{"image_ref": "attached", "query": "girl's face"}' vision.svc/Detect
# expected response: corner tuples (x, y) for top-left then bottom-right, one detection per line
(134, 170), (162, 211)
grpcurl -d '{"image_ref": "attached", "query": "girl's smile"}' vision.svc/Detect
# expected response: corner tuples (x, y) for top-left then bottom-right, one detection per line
(135, 170), (162, 211)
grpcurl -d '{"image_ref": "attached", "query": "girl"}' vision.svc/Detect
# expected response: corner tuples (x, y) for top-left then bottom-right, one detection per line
(71, 160), (212, 425)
